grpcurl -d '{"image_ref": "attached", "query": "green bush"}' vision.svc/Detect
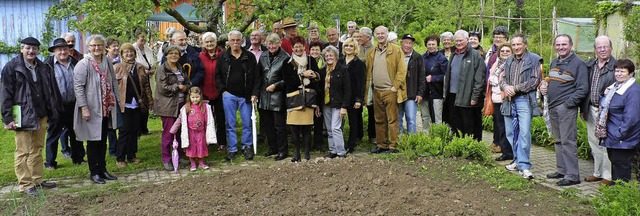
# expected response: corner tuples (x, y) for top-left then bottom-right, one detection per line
(429, 123), (454, 143)
(444, 136), (491, 164)
(591, 181), (640, 215)
(482, 115), (494, 132)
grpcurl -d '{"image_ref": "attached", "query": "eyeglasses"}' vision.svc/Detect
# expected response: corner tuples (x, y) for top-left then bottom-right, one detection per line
(493, 36), (506, 40)
(89, 44), (104, 48)
(595, 46), (610, 51)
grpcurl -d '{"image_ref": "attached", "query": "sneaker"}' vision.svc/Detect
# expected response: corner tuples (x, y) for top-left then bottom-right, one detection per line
(199, 163), (209, 169)
(163, 162), (173, 171)
(243, 148), (254, 160)
(521, 169), (534, 179)
(189, 166), (197, 172)
(21, 187), (38, 197)
(505, 162), (518, 171)
(62, 151), (72, 159)
(225, 152), (238, 161)
(45, 165), (56, 170)
(128, 158), (142, 164)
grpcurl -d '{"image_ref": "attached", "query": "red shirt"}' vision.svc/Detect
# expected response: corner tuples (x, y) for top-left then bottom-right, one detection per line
(281, 38), (293, 55)
(198, 47), (224, 100)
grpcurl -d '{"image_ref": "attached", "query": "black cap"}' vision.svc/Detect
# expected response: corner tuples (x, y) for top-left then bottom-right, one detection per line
(48, 38), (74, 52)
(401, 34), (415, 42)
(21, 37), (41, 46)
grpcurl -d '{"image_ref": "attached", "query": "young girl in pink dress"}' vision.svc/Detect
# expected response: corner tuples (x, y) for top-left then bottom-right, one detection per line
(170, 87), (217, 171)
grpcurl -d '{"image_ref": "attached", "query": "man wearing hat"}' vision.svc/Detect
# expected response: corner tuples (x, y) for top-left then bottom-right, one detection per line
(1, 37), (61, 196)
(280, 17), (298, 55)
(44, 38), (85, 169)
(398, 34), (426, 134)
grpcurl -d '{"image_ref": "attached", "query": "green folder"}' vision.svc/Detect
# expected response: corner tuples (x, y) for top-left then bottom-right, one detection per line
(12, 105), (21, 128)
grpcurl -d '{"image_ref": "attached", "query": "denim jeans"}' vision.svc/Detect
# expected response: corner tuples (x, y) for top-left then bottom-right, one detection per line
(504, 96), (533, 170)
(222, 92), (253, 153)
(323, 106), (346, 155)
(399, 99), (418, 133)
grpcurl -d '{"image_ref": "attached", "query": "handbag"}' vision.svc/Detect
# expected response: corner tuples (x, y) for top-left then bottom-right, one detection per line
(483, 84), (494, 116)
(287, 88), (317, 109)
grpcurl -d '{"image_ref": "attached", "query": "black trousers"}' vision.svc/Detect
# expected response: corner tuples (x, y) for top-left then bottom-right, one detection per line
(366, 105), (376, 141)
(290, 125), (311, 159)
(140, 110), (150, 134)
(208, 97), (227, 146)
(493, 103), (512, 158)
(607, 148), (636, 182)
(444, 93), (482, 141)
(87, 118), (109, 176)
(46, 102), (85, 166)
(117, 108), (141, 162)
(347, 107), (363, 149)
(260, 109), (287, 154)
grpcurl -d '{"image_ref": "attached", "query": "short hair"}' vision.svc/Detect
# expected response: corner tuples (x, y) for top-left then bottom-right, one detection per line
(106, 38), (119, 47)
(309, 41), (324, 50)
(440, 32), (454, 41)
(326, 27), (338, 35)
(454, 30), (469, 39)
(265, 33), (281, 44)
(290, 36), (306, 46)
(165, 27), (177, 38)
(308, 23), (319, 31)
(135, 29), (147, 39)
(493, 26), (509, 38)
(347, 21), (357, 27)
(322, 45), (340, 58)
(594, 35), (613, 48)
(498, 43), (512, 52)
(374, 26), (389, 35)
(201, 32), (217, 42)
(85, 34), (106, 49)
(172, 30), (186, 40)
(61, 32), (75, 39)
(228, 30), (242, 39)
(511, 33), (528, 45)
(614, 59), (636, 76)
(469, 31), (482, 41)
(119, 43), (136, 56)
(555, 34), (573, 45)
(424, 34), (440, 46)
(359, 27), (373, 39)
(343, 38), (360, 55)
(163, 44), (181, 55)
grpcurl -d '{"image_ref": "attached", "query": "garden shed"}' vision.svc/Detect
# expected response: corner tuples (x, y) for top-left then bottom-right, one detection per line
(557, 17), (596, 53)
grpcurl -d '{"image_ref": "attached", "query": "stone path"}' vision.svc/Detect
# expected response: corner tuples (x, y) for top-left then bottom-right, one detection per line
(0, 117), (601, 198)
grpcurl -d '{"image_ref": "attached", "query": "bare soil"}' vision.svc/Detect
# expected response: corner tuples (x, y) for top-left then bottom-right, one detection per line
(38, 156), (593, 215)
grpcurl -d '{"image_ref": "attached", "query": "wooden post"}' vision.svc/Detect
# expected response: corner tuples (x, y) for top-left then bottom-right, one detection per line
(507, 9), (511, 31)
(492, 0), (495, 30)
(539, 0), (543, 53)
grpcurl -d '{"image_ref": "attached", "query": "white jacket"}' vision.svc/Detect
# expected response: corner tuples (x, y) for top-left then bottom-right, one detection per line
(170, 104), (217, 148)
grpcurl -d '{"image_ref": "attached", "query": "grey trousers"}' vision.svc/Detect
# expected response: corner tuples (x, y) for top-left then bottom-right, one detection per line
(549, 104), (580, 181)
(323, 106), (346, 155)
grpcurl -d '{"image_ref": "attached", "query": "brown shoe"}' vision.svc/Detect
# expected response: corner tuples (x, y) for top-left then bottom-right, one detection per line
(116, 161), (127, 168)
(584, 176), (603, 182)
(600, 179), (614, 186)
(128, 158), (142, 164)
(490, 144), (502, 153)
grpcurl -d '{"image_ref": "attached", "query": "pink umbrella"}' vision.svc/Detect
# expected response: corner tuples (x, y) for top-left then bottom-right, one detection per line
(172, 136), (180, 173)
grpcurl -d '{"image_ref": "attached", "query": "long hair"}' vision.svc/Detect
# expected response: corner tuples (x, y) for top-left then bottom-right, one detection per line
(185, 86), (204, 114)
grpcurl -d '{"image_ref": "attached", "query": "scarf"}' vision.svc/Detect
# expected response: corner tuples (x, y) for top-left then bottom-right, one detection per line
(595, 78), (635, 138)
(291, 53), (310, 87)
(324, 65), (335, 104)
(88, 55), (116, 117)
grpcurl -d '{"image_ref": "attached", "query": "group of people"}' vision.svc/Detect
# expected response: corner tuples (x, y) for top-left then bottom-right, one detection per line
(2, 17), (639, 197)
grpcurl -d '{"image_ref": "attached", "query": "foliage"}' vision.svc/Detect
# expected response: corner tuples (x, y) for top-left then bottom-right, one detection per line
(591, 181), (640, 215)
(45, 0), (155, 42)
(428, 123), (454, 143)
(592, 1), (624, 27)
(0, 41), (21, 55)
(482, 115), (494, 132)
(457, 162), (533, 191)
(623, 7), (640, 63)
(398, 133), (445, 160)
(443, 136), (492, 164)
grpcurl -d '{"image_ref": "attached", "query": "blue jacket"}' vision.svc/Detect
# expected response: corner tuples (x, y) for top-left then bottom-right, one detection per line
(602, 82), (640, 150)
(422, 50), (447, 100)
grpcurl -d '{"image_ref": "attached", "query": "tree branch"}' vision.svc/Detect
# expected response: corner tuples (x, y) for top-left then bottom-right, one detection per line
(153, 0), (207, 33)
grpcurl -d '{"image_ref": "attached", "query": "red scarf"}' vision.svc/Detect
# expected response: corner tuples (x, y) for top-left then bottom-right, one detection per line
(89, 58), (116, 117)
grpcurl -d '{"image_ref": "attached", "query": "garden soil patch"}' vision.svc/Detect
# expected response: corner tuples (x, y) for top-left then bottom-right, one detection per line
(40, 157), (593, 215)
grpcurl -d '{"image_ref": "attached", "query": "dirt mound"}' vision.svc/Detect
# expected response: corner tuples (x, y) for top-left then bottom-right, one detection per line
(41, 157), (593, 215)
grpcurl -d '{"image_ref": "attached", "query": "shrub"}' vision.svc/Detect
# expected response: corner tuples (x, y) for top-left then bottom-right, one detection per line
(591, 181), (640, 215)
(482, 115), (494, 132)
(429, 123), (454, 143)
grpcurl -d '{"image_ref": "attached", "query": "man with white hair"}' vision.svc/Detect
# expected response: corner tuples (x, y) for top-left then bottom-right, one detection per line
(581, 35), (616, 186)
(216, 30), (260, 161)
(62, 32), (83, 61)
(358, 26), (375, 144)
(443, 30), (486, 141)
(170, 30), (205, 86)
(365, 26), (407, 154)
(340, 21), (357, 42)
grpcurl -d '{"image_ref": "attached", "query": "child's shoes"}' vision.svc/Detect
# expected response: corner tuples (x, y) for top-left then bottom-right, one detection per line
(199, 163), (209, 170)
(189, 166), (197, 172)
